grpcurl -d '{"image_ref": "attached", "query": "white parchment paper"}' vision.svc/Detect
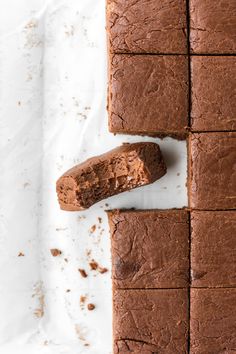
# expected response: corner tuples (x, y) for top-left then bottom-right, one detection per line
(0, 1), (187, 353)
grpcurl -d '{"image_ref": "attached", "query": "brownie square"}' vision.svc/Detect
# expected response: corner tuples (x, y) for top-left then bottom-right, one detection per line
(189, 133), (236, 210)
(113, 289), (189, 353)
(106, 0), (188, 54)
(190, 0), (236, 53)
(191, 56), (236, 131)
(190, 289), (236, 353)
(191, 211), (236, 287)
(108, 55), (189, 138)
(107, 209), (189, 289)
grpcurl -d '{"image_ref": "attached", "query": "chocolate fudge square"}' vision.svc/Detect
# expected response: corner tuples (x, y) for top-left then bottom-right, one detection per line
(190, 289), (236, 353)
(191, 211), (236, 287)
(189, 133), (236, 210)
(107, 209), (189, 289)
(191, 56), (236, 131)
(113, 289), (189, 354)
(107, 0), (187, 54)
(190, 0), (236, 53)
(56, 142), (166, 211)
(109, 55), (189, 138)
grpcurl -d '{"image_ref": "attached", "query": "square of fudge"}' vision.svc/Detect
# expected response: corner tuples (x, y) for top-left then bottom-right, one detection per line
(191, 211), (236, 287)
(190, 289), (236, 353)
(108, 55), (189, 138)
(113, 289), (189, 354)
(107, 209), (189, 289)
(190, 0), (236, 53)
(189, 133), (236, 210)
(191, 56), (236, 131)
(106, 0), (188, 54)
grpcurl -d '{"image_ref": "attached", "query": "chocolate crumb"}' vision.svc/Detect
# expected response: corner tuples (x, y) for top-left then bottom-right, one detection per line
(98, 267), (108, 274)
(89, 260), (98, 270)
(18, 252), (25, 257)
(79, 269), (88, 278)
(80, 295), (86, 304)
(87, 303), (95, 311)
(50, 248), (62, 257)
(98, 217), (102, 223)
(90, 224), (96, 233)
(64, 258), (68, 263)
(66, 289), (71, 292)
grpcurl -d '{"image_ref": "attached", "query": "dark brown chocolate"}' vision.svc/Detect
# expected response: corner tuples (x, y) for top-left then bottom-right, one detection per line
(190, 0), (236, 54)
(191, 211), (236, 287)
(106, 0), (188, 54)
(190, 289), (236, 353)
(189, 133), (236, 210)
(56, 142), (166, 211)
(108, 54), (189, 138)
(191, 56), (236, 132)
(113, 289), (189, 354)
(107, 209), (189, 289)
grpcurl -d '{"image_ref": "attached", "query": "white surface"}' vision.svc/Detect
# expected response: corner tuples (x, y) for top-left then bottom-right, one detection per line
(0, 1), (187, 353)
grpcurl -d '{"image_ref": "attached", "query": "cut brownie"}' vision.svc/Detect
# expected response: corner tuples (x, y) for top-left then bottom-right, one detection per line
(190, 289), (236, 353)
(107, 209), (189, 289)
(108, 55), (189, 138)
(190, 0), (236, 54)
(191, 56), (236, 131)
(56, 142), (166, 211)
(189, 133), (236, 210)
(191, 211), (236, 287)
(106, 0), (187, 54)
(113, 289), (189, 354)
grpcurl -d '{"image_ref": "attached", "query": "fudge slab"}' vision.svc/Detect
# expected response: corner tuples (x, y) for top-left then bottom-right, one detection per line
(108, 55), (188, 138)
(190, 289), (236, 353)
(191, 211), (236, 287)
(189, 133), (236, 210)
(114, 289), (188, 354)
(191, 56), (236, 131)
(107, 0), (187, 54)
(190, 0), (236, 53)
(107, 209), (189, 289)
(56, 142), (166, 211)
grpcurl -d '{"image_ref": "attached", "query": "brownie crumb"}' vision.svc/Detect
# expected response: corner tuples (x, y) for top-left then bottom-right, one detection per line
(66, 289), (71, 293)
(50, 248), (62, 257)
(98, 217), (102, 223)
(87, 303), (95, 311)
(18, 252), (25, 257)
(79, 269), (88, 278)
(89, 260), (98, 270)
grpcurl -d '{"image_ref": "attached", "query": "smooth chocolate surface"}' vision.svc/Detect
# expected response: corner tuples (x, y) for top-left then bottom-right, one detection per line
(190, 0), (236, 53)
(191, 211), (236, 287)
(113, 289), (189, 354)
(191, 56), (236, 131)
(107, 0), (187, 54)
(108, 209), (189, 289)
(190, 289), (236, 353)
(56, 142), (166, 211)
(189, 133), (236, 210)
(108, 55), (189, 138)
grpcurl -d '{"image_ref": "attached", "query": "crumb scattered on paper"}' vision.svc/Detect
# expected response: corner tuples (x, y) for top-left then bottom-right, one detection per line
(18, 252), (25, 257)
(78, 269), (88, 278)
(32, 281), (44, 318)
(87, 303), (95, 311)
(50, 248), (62, 257)
(90, 224), (96, 233)
(89, 260), (98, 271)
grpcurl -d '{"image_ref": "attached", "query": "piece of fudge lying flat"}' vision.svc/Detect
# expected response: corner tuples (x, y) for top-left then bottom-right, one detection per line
(56, 142), (166, 211)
